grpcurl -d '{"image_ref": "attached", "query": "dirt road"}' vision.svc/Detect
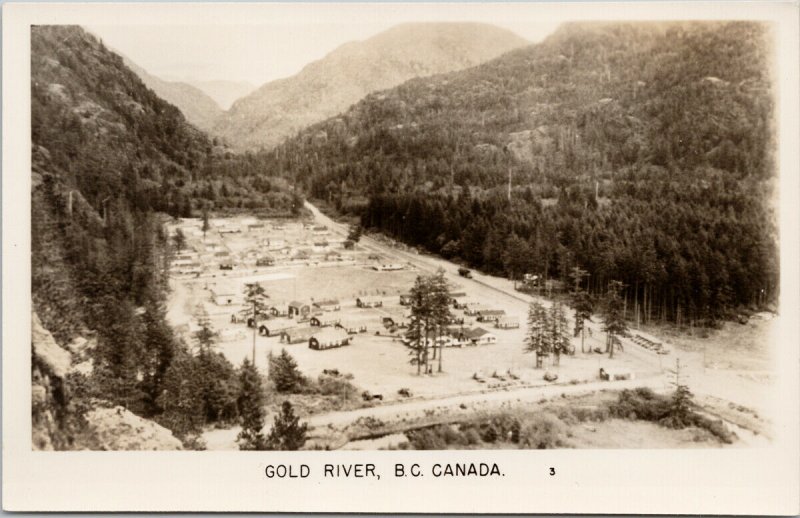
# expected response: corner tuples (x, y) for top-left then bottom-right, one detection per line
(202, 373), (667, 450)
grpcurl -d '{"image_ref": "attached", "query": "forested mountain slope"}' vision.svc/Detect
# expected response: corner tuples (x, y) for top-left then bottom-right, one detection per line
(213, 22), (528, 151)
(31, 25), (292, 448)
(263, 21), (777, 325)
(122, 56), (224, 132)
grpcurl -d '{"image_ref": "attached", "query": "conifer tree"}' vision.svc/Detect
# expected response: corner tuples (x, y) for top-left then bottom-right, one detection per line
(602, 280), (628, 359)
(268, 349), (306, 393)
(265, 401), (308, 451)
(237, 358), (267, 450)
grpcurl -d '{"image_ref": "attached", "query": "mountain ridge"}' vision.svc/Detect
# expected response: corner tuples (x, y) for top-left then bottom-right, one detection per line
(214, 22), (529, 150)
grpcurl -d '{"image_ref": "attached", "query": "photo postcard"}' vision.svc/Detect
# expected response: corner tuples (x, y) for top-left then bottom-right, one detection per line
(3, 1), (799, 513)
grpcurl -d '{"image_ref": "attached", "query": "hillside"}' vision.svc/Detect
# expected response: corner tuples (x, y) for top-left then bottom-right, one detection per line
(213, 22), (528, 150)
(262, 21), (777, 326)
(186, 79), (255, 110)
(122, 57), (224, 132)
(31, 25), (295, 448)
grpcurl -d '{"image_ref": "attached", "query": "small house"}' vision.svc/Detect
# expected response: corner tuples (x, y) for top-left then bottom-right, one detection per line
(356, 296), (384, 308)
(211, 290), (240, 306)
(256, 255), (275, 267)
(288, 301), (312, 318)
(280, 327), (317, 344)
(269, 303), (290, 318)
(466, 327), (497, 346)
(464, 304), (490, 316)
(399, 293), (414, 305)
(309, 329), (351, 350)
(258, 318), (294, 337)
(448, 292), (467, 305)
(477, 309), (506, 323)
(495, 316), (520, 329)
(337, 321), (368, 334)
(310, 314), (341, 327)
(313, 299), (341, 312)
(382, 316), (409, 329)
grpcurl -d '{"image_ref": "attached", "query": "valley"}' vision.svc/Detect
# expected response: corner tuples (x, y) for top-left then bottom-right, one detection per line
(163, 202), (775, 450)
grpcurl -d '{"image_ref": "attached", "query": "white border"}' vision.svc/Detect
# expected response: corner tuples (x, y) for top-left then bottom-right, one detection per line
(3, 2), (799, 513)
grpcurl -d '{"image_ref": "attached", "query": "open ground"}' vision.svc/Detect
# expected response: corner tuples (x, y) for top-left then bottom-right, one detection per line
(165, 202), (776, 449)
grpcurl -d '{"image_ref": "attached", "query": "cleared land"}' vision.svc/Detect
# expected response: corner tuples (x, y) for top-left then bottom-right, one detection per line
(165, 204), (776, 450)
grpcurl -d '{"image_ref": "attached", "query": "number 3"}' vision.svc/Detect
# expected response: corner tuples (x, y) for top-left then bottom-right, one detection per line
(549, 467), (555, 476)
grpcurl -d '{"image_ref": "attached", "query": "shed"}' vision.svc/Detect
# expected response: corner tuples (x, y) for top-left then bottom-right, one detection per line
(309, 329), (352, 350)
(399, 293), (414, 305)
(448, 292), (467, 305)
(477, 309), (506, 322)
(495, 316), (520, 329)
(310, 315), (341, 327)
(269, 303), (290, 318)
(466, 327), (497, 346)
(382, 316), (409, 329)
(313, 299), (341, 312)
(211, 290), (240, 306)
(288, 301), (312, 318)
(258, 318), (294, 337)
(356, 296), (384, 308)
(337, 321), (368, 334)
(464, 304), (490, 316)
(280, 327), (317, 344)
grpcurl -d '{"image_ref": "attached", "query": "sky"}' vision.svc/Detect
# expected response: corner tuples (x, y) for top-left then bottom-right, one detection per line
(87, 4), (562, 87)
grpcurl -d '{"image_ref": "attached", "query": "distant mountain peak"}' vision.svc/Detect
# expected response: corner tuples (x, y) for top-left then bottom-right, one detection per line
(213, 22), (528, 151)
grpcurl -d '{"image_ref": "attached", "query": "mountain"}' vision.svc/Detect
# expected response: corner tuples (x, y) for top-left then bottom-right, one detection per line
(262, 21), (777, 325)
(213, 22), (528, 151)
(184, 79), (255, 110)
(122, 57), (224, 132)
(30, 25), (298, 449)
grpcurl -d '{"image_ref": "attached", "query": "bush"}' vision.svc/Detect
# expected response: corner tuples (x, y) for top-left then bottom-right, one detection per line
(608, 388), (671, 421)
(479, 414), (521, 443)
(518, 414), (568, 449)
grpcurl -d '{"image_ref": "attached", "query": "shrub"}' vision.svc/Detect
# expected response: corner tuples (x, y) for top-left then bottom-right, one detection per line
(608, 388), (671, 421)
(519, 414), (567, 449)
(406, 428), (448, 450)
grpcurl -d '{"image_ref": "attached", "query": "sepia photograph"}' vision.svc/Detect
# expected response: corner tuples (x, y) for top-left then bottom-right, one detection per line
(4, 1), (800, 514)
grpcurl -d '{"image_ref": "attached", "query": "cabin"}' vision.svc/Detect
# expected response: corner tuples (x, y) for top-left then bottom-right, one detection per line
(211, 290), (240, 306)
(464, 304), (490, 316)
(382, 316), (409, 329)
(399, 293), (414, 306)
(448, 292), (467, 305)
(256, 255), (274, 267)
(373, 263), (404, 271)
(310, 314), (341, 327)
(477, 309), (506, 323)
(465, 327), (497, 346)
(495, 316), (520, 329)
(337, 321), (368, 334)
(356, 296), (384, 308)
(257, 319), (294, 337)
(313, 299), (341, 312)
(309, 329), (352, 350)
(280, 327), (317, 344)
(288, 301), (312, 318)
(269, 303), (290, 318)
